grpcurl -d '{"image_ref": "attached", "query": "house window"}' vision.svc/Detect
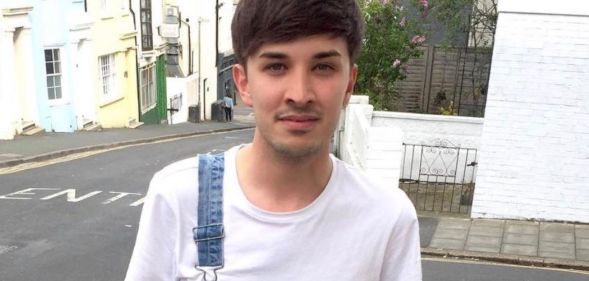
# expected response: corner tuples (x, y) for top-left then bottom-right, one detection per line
(99, 54), (117, 102)
(140, 64), (156, 112)
(140, 0), (153, 51)
(44, 49), (62, 101)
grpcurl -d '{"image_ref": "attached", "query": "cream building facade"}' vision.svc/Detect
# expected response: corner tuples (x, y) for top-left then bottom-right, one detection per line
(0, 2), (35, 140)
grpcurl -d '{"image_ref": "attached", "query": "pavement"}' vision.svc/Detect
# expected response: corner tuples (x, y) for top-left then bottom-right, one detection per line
(0, 104), (588, 272)
(419, 216), (589, 271)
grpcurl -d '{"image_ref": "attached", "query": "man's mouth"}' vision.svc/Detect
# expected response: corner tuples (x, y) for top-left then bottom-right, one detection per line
(279, 115), (320, 122)
(277, 114), (321, 131)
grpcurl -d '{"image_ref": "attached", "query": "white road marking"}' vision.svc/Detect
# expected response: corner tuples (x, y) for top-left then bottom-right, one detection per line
(0, 188), (59, 200)
(0, 188), (145, 207)
(41, 189), (103, 202)
(102, 191), (141, 204)
(129, 197), (146, 207)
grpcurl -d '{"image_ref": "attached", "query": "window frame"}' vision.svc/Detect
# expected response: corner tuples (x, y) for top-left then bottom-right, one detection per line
(44, 48), (64, 104)
(98, 53), (119, 104)
(140, 0), (153, 51)
(140, 64), (156, 113)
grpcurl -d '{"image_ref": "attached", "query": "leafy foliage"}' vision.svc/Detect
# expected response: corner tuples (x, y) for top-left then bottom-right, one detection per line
(355, 0), (427, 111)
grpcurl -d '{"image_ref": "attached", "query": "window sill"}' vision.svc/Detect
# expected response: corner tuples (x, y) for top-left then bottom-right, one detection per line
(99, 95), (124, 108)
(48, 100), (70, 107)
(141, 104), (157, 114)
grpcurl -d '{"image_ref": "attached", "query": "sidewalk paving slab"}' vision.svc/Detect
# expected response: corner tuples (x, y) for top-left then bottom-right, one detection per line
(421, 216), (589, 271)
(503, 233), (538, 245)
(501, 244), (538, 256)
(576, 225), (589, 238)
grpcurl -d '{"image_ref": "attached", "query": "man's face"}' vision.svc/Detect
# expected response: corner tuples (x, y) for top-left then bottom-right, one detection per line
(233, 34), (357, 160)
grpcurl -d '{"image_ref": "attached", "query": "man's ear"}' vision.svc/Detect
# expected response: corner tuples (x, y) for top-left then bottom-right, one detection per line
(343, 64), (358, 107)
(232, 64), (253, 107)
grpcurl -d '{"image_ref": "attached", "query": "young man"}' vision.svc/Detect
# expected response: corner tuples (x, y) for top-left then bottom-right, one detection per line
(125, 0), (421, 280)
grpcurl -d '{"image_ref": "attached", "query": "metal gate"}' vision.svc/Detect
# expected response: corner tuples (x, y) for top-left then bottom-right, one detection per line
(400, 142), (478, 214)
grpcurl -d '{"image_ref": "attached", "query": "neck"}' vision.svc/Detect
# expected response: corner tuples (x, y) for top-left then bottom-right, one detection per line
(235, 137), (333, 212)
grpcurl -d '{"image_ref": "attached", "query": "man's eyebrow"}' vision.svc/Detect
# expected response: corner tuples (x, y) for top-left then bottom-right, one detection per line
(257, 50), (342, 60)
(258, 52), (288, 59)
(313, 50), (341, 59)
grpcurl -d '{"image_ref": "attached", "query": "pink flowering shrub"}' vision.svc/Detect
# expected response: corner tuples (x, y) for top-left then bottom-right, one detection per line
(356, 0), (428, 110)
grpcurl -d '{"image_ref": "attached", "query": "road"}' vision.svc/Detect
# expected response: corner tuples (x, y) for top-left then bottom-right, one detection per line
(423, 257), (589, 281)
(0, 129), (253, 281)
(1, 129), (588, 280)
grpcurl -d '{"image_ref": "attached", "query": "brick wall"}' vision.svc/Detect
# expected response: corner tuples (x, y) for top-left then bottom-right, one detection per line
(472, 2), (589, 223)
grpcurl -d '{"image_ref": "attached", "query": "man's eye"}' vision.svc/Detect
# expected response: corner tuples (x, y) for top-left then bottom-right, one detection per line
(265, 63), (287, 73)
(314, 64), (334, 72)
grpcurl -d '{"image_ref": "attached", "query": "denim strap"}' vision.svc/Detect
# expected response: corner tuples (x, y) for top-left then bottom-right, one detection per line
(193, 154), (225, 268)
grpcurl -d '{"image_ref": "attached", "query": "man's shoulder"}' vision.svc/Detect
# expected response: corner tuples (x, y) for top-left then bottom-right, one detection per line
(147, 156), (199, 199)
(155, 156), (199, 180)
(333, 157), (414, 213)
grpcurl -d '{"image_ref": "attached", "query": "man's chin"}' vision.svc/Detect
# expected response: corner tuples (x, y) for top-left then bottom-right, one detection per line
(270, 141), (323, 161)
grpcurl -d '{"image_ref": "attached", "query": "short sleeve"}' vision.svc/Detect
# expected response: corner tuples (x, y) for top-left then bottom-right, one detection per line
(125, 172), (179, 281)
(380, 197), (422, 281)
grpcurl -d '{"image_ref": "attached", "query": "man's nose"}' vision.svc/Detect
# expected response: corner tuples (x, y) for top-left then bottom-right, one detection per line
(285, 69), (314, 106)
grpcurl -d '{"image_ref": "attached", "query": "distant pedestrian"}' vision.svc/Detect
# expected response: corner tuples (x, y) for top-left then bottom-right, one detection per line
(223, 93), (234, 122)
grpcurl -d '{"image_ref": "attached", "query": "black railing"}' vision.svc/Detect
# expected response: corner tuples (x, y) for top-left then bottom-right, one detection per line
(400, 143), (478, 214)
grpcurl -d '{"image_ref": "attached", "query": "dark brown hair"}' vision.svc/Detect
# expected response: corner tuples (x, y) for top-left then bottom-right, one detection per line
(231, 0), (364, 66)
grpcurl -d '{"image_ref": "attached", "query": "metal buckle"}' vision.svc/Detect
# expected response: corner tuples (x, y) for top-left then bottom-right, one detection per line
(194, 223), (225, 242)
(196, 266), (223, 281)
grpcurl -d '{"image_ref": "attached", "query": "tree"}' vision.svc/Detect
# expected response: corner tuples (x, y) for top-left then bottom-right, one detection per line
(355, 0), (429, 111)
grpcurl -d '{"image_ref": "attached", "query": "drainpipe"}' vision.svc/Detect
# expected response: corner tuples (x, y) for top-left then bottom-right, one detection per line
(130, 0), (142, 121)
(203, 78), (208, 120)
(198, 19), (202, 120)
(180, 16), (192, 75)
(215, 0), (221, 67)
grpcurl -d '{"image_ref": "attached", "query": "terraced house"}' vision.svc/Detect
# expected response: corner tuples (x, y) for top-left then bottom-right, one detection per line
(0, 0), (236, 140)
(0, 2), (35, 140)
(88, 0), (140, 129)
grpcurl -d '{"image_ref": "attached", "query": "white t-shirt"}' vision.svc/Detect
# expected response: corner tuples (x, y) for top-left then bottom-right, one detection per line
(125, 145), (422, 281)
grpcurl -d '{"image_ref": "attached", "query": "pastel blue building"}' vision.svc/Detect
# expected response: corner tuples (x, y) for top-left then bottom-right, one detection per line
(30, 0), (94, 133)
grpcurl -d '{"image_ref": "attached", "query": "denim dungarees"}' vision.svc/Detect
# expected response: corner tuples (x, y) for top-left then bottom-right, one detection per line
(193, 154), (225, 280)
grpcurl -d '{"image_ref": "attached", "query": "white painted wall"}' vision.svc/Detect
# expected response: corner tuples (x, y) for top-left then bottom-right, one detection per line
(372, 112), (483, 149)
(69, 11), (96, 129)
(217, 0), (235, 53)
(166, 73), (197, 124)
(0, 3), (34, 139)
(14, 27), (37, 126)
(472, 1), (589, 223)
(339, 97), (484, 187)
(177, 0), (218, 121)
(338, 96), (404, 189)
(0, 28), (18, 140)
(373, 112), (483, 184)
